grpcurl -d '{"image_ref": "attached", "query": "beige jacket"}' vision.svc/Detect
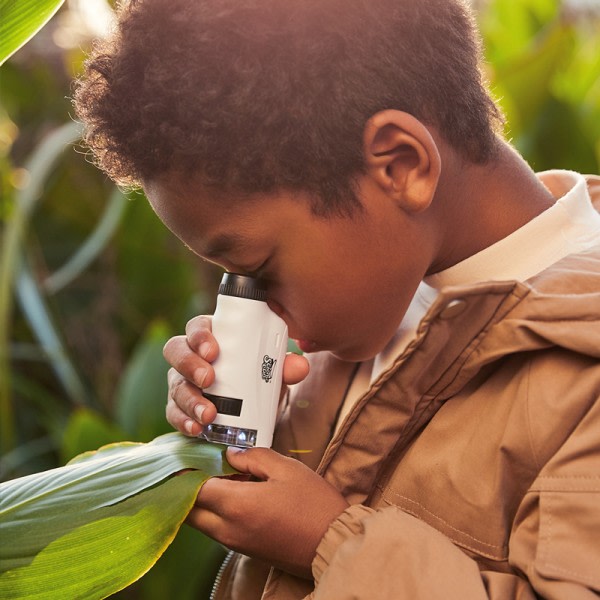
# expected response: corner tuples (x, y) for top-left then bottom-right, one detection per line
(213, 176), (600, 600)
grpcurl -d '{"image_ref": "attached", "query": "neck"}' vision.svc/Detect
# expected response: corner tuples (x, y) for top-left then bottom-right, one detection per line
(428, 140), (556, 275)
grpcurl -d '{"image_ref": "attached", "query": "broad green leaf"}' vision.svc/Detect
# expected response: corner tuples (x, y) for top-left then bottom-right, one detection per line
(0, 0), (66, 66)
(1, 473), (204, 600)
(127, 525), (226, 600)
(0, 433), (236, 599)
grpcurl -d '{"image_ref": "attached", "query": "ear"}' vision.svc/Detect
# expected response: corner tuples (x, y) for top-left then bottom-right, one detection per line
(363, 110), (441, 213)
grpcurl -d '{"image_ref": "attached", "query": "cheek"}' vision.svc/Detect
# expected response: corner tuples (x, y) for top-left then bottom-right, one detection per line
(287, 281), (367, 336)
(269, 245), (404, 347)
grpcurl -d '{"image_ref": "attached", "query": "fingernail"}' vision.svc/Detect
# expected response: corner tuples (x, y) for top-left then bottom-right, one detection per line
(194, 368), (207, 387)
(184, 419), (196, 434)
(194, 404), (206, 423)
(199, 341), (212, 358)
(226, 446), (244, 456)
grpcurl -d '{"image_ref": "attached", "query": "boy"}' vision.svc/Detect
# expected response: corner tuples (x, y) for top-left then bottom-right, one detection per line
(74, 0), (600, 598)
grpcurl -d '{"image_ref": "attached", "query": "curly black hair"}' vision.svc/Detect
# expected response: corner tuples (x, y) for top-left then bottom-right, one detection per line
(74, 0), (503, 214)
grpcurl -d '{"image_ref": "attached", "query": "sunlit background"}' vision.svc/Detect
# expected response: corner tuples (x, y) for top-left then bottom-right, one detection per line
(1, 0), (599, 598)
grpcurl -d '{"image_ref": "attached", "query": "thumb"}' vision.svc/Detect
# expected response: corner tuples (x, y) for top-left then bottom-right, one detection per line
(283, 352), (310, 385)
(225, 447), (287, 480)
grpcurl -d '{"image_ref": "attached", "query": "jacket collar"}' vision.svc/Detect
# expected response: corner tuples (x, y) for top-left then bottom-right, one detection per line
(274, 179), (600, 503)
(317, 280), (528, 503)
(274, 241), (600, 505)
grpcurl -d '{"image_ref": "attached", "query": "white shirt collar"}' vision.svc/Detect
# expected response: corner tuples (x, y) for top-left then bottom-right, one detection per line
(425, 170), (600, 289)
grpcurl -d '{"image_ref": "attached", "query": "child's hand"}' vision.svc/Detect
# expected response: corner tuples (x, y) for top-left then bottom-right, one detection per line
(163, 315), (310, 436)
(188, 446), (349, 578)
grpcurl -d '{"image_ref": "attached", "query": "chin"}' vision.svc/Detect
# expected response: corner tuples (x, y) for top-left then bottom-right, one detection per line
(327, 331), (395, 362)
(329, 345), (381, 363)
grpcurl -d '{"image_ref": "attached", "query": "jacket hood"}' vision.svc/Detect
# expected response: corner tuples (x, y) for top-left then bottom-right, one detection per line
(464, 243), (600, 367)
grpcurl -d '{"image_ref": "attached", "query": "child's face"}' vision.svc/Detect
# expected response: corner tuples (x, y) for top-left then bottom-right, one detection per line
(145, 173), (432, 362)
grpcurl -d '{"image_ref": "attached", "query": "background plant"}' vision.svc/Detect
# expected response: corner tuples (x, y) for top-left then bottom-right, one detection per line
(1, 0), (598, 598)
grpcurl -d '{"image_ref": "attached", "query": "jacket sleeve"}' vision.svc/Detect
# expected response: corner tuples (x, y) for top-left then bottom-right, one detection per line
(312, 504), (496, 599)
(310, 500), (595, 600)
(310, 393), (600, 600)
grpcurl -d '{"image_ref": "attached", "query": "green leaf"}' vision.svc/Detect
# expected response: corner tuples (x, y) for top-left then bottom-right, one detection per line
(1, 121), (83, 453)
(60, 407), (128, 464)
(115, 321), (173, 442)
(1, 474), (204, 600)
(126, 525), (226, 600)
(116, 193), (203, 328)
(0, 0), (66, 66)
(44, 187), (128, 295)
(16, 258), (90, 406)
(0, 433), (236, 599)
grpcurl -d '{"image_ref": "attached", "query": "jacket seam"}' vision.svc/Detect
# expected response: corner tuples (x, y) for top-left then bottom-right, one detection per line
(537, 475), (600, 479)
(378, 496), (508, 561)
(377, 488), (508, 552)
(533, 488), (600, 493)
(523, 317), (600, 323)
(374, 288), (528, 482)
(524, 361), (542, 471)
(426, 287), (528, 401)
(322, 286), (528, 477)
(527, 477), (600, 493)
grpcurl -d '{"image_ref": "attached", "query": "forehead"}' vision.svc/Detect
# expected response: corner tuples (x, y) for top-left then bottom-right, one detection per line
(143, 173), (309, 256)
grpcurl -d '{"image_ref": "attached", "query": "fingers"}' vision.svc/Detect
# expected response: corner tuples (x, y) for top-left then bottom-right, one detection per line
(163, 314), (311, 439)
(186, 505), (227, 546)
(195, 449), (289, 509)
(223, 446), (292, 480)
(165, 369), (218, 435)
(283, 352), (310, 385)
(163, 334), (215, 389)
(163, 315), (220, 436)
(192, 454), (279, 544)
(188, 449), (349, 577)
(187, 478), (261, 551)
(185, 315), (218, 360)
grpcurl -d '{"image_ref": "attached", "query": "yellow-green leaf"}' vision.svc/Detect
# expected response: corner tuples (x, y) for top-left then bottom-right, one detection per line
(0, 433), (236, 599)
(0, 0), (66, 66)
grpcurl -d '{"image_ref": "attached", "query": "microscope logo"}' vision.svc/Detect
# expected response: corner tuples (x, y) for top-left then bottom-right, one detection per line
(261, 355), (277, 383)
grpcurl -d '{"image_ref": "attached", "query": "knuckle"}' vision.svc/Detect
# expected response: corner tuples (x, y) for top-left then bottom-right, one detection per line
(173, 379), (210, 417)
(162, 335), (185, 361)
(165, 398), (182, 426)
(185, 315), (212, 336)
(167, 367), (180, 386)
(185, 315), (214, 351)
(221, 529), (242, 551)
(166, 345), (205, 381)
(169, 377), (183, 397)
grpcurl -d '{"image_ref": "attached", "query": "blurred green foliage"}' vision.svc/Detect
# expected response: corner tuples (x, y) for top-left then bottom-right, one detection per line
(479, 0), (600, 171)
(0, 0), (598, 598)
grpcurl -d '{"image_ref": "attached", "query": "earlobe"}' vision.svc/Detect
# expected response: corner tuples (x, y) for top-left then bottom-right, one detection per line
(363, 110), (441, 214)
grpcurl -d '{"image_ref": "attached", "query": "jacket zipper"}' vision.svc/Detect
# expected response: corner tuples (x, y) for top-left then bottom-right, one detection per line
(210, 550), (235, 600)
